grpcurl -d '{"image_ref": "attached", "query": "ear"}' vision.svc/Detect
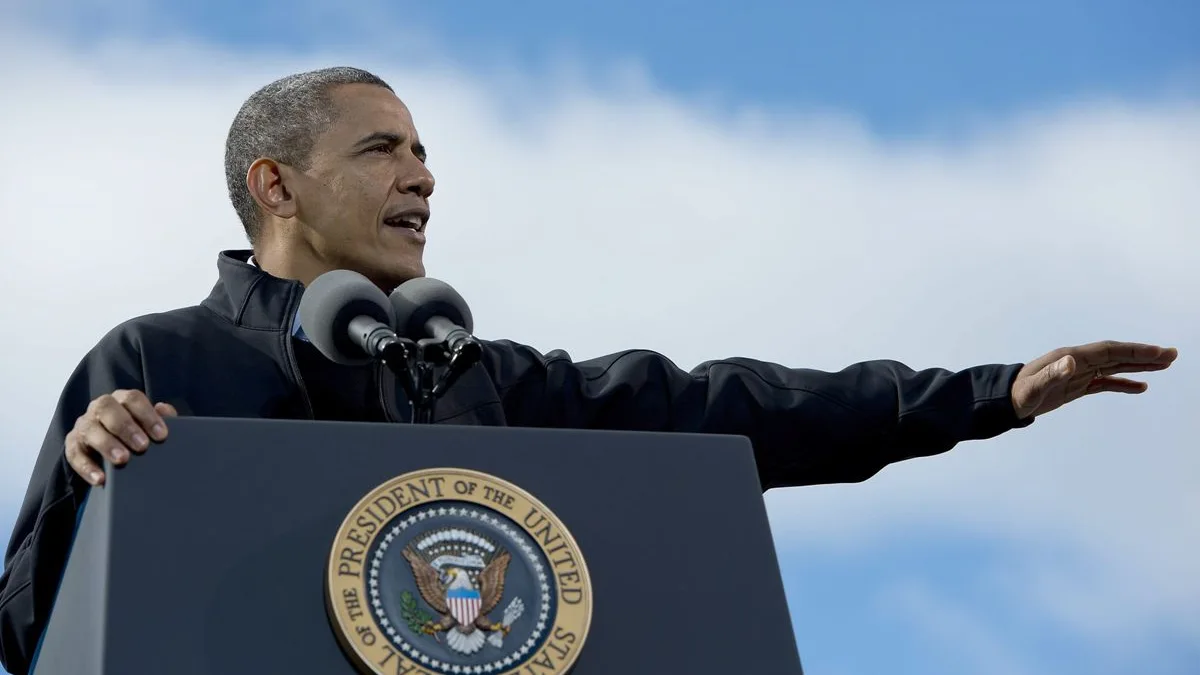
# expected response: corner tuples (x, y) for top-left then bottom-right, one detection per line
(246, 158), (298, 220)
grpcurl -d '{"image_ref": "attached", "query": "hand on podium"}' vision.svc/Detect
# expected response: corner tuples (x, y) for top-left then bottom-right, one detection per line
(64, 389), (177, 486)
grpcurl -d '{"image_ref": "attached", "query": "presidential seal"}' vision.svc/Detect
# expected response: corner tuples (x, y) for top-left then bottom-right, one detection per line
(326, 468), (592, 675)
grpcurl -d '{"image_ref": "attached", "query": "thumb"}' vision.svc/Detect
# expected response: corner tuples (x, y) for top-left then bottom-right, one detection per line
(1044, 354), (1076, 383)
(1014, 355), (1075, 418)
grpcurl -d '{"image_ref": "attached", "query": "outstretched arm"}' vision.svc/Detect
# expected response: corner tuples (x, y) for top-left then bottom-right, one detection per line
(480, 339), (1176, 490)
(481, 341), (1025, 489)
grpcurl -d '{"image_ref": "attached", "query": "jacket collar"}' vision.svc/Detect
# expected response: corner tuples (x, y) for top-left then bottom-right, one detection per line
(202, 249), (306, 335)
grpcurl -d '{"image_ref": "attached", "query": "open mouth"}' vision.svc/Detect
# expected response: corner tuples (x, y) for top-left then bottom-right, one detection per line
(383, 212), (427, 232)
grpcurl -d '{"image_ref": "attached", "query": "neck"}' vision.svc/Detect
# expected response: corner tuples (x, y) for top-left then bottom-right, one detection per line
(252, 239), (399, 294)
(252, 239), (330, 288)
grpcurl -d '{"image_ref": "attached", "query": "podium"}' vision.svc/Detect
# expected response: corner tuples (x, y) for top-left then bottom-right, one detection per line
(32, 417), (804, 674)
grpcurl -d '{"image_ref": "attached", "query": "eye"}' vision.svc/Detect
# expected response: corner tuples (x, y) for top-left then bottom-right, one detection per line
(367, 144), (392, 154)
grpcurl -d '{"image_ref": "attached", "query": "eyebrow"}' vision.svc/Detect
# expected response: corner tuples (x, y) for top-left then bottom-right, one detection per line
(353, 131), (427, 160)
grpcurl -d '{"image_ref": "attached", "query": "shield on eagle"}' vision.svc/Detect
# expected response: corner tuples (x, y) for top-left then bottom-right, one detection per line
(446, 586), (482, 626)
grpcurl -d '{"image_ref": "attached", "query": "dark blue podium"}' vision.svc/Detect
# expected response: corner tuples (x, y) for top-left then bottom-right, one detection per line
(32, 418), (803, 674)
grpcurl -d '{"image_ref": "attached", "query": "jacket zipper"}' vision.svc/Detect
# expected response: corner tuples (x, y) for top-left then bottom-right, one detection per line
(282, 288), (315, 420)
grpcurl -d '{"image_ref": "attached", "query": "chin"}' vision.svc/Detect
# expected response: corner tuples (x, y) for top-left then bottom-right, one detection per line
(377, 262), (425, 292)
(346, 248), (424, 291)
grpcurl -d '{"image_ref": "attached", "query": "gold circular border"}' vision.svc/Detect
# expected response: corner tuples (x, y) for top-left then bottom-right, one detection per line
(325, 468), (593, 675)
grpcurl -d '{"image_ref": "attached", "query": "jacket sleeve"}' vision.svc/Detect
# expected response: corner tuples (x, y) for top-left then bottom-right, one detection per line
(480, 340), (1033, 490)
(0, 328), (144, 675)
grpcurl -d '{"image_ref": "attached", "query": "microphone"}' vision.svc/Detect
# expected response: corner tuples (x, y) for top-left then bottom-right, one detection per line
(389, 277), (480, 361)
(298, 269), (409, 366)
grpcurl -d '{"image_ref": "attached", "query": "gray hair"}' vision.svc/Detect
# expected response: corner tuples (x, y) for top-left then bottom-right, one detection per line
(224, 66), (394, 242)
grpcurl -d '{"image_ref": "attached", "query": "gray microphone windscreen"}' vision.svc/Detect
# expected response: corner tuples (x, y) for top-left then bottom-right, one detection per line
(298, 269), (396, 365)
(389, 277), (474, 339)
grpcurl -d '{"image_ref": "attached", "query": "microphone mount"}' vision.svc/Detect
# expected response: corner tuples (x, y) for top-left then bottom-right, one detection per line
(387, 335), (483, 424)
(347, 314), (481, 424)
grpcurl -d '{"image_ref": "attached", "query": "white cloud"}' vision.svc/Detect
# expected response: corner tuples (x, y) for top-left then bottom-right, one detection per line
(0, 19), (1197, 669)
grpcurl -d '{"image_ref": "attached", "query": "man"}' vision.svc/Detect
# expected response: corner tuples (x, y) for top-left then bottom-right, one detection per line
(0, 67), (1176, 675)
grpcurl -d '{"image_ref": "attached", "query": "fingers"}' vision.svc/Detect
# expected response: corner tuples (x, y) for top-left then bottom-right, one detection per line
(1072, 341), (1178, 368)
(65, 391), (177, 487)
(1086, 376), (1150, 394)
(1093, 362), (1173, 377)
(85, 394), (146, 463)
(113, 389), (169, 445)
(65, 430), (106, 486)
(80, 424), (131, 470)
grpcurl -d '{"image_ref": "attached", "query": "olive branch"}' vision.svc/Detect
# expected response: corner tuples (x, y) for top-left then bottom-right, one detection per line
(399, 591), (434, 633)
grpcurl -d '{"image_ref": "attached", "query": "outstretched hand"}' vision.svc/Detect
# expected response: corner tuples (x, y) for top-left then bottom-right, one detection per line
(1011, 341), (1178, 420)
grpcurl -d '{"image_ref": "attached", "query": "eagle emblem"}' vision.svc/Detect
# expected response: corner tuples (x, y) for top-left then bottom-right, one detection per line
(326, 470), (592, 675)
(400, 528), (526, 655)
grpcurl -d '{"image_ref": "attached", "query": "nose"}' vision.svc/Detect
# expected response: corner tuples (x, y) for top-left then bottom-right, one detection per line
(397, 161), (435, 199)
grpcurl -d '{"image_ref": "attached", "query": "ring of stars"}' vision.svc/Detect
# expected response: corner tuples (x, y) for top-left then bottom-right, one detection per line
(367, 505), (555, 675)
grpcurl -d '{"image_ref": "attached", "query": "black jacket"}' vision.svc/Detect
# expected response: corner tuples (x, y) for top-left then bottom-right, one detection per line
(0, 250), (1031, 674)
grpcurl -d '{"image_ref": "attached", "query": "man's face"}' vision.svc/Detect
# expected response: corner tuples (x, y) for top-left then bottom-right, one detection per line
(288, 83), (435, 290)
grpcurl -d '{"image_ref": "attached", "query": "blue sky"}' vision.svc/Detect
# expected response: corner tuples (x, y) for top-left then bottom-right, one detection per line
(26, 0), (1200, 135)
(2, 2), (1198, 674)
